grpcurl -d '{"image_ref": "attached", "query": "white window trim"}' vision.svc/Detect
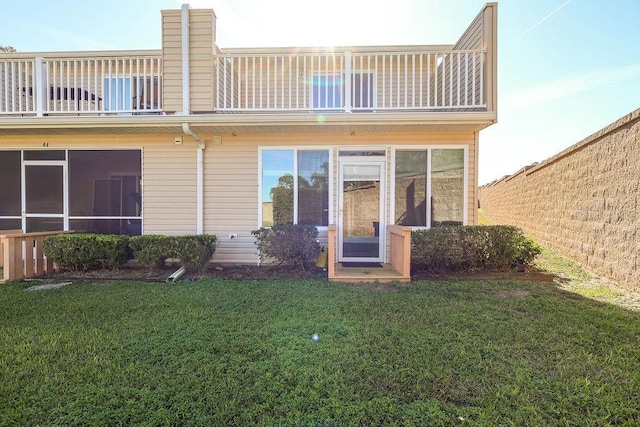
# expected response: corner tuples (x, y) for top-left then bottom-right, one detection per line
(258, 146), (333, 229)
(6, 148), (144, 233)
(391, 145), (468, 229)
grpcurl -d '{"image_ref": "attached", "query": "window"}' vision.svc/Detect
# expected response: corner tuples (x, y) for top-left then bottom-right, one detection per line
(0, 151), (21, 230)
(69, 150), (142, 235)
(431, 149), (464, 226)
(351, 72), (374, 109)
(312, 75), (342, 110)
(261, 149), (329, 227)
(394, 148), (464, 227)
(395, 150), (428, 226)
(104, 77), (132, 112)
(0, 149), (142, 235)
(311, 72), (374, 110)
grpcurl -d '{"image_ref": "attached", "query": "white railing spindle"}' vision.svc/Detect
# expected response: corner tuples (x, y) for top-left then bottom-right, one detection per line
(0, 49), (485, 116)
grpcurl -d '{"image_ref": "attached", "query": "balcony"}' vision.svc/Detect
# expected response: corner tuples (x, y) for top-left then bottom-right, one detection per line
(0, 51), (162, 117)
(215, 47), (486, 114)
(1, 48), (488, 117)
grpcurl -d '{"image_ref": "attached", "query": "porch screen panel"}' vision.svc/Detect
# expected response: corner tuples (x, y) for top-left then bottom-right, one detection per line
(68, 150), (141, 235)
(25, 166), (63, 214)
(394, 150), (427, 226)
(431, 149), (464, 227)
(298, 151), (329, 226)
(0, 151), (21, 217)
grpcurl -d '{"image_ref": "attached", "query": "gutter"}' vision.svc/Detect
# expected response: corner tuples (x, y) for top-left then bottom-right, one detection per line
(182, 122), (205, 234)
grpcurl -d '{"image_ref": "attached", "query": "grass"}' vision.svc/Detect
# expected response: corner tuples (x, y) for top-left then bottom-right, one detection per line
(1, 278), (639, 426)
(477, 209), (637, 309)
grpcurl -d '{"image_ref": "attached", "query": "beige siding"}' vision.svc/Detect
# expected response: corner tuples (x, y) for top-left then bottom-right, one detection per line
(161, 10), (183, 113)
(202, 132), (476, 264)
(143, 142), (198, 234)
(189, 10), (215, 113)
(1, 134), (198, 235)
(453, 2), (497, 112)
(1, 131), (476, 264)
(161, 8), (216, 114)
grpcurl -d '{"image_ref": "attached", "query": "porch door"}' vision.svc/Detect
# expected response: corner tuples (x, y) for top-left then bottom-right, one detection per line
(23, 161), (67, 232)
(338, 157), (386, 263)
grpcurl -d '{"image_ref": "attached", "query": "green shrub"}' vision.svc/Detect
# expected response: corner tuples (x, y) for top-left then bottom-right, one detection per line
(170, 235), (217, 273)
(43, 234), (130, 271)
(252, 224), (321, 273)
(411, 225), (541, 273)
(129, 235), (172, 269)
(129, 234), (217, 272)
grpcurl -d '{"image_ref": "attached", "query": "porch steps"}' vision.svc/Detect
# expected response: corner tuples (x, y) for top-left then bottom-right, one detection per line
(329, 263), (410, 283)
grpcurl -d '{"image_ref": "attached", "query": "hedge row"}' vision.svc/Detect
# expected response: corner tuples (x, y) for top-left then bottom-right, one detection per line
(43, 234), (217, 273)
(411, 225), (541, 273)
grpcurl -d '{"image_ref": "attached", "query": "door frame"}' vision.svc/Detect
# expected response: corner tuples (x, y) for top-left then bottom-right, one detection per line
(22, 160), (68, 232)
(337, 155), (386, 263)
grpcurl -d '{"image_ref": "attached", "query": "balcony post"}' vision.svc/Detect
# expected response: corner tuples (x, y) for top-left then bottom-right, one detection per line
(344, 51), (352, 113)
(34, 57), (45, 117)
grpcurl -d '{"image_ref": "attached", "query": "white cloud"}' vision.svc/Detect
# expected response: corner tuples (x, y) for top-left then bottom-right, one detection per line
(501, 63), (640, 112)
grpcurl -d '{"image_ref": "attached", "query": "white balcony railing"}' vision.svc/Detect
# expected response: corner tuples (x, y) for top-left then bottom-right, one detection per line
(1, 49), (486, 117)
(0, 55), (162, 116)
(215, 49), (486, 113)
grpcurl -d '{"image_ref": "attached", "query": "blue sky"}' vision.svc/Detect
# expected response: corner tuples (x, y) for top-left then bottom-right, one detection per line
(2, 0), (639, 184)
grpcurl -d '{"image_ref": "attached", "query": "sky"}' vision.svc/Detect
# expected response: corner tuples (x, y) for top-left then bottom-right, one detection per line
(2, 0), (640, 184)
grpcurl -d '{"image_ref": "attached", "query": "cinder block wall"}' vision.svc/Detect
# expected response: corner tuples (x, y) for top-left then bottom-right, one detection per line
(479, 109), (640, 292)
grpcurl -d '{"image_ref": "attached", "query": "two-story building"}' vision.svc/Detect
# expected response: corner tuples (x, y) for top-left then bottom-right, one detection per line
(0, 3), (497, 276)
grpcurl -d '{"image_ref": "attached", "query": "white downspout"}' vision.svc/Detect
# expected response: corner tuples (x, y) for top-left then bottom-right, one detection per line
(183, 123), (205, 234)
(181, 3), (191, 115)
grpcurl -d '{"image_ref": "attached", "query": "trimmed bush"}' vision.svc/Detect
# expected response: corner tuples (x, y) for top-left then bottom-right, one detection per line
(252, 224), (321, 273)
(170, 235), (217, 273)
(43, 234), (130, 271)
(129, 235), (173, 270)
(411, 225), (541, 273)
(129, 234), (217, 272)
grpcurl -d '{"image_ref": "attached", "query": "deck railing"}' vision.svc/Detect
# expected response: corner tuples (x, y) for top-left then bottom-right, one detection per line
(216, 49), (485, 112)
(326, 224), (411, 281)
(0, 54), (162, 116)
(387, 225), (412, 281)
(0, 230), (73, 282)
(1, 49), (486, 116)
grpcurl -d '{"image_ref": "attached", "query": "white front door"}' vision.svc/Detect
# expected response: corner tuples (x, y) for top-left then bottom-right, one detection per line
(338, 156), (386, 263)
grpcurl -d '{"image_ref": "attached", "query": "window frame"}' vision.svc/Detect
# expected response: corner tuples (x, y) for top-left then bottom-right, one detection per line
(391, 145), (468, 229)
(258, 147), (333, 229)
(0, 148), (143, 235)
(309, 70), (376, 112)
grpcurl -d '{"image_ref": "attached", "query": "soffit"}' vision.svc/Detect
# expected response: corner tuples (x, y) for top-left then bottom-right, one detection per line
(0, 112), (496, 136)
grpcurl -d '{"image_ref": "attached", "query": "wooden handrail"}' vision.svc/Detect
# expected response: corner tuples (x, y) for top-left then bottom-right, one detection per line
(0, 230), (73, 282)
(387, 225), (412, 280)
(0, 230), (22, 269)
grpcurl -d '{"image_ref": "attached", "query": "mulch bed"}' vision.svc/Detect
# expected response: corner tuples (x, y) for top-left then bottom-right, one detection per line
(41, 264), (557, 284)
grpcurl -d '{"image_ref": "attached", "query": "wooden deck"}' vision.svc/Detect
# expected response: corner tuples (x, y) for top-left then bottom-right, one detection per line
(330, 263), (410, 283)
(327, 224), (412, 283)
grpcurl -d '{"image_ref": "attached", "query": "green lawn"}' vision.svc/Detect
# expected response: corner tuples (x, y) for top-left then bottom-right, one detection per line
(1, 278), (639, 426)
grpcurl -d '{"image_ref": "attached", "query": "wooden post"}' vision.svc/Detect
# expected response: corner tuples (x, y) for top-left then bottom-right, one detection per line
(23, 237), (35, 278)
(327, 225), (336, 280)
(1, 230), (73, 282)
(387, 225), (412, 280)
(34, 236), (45, 276)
